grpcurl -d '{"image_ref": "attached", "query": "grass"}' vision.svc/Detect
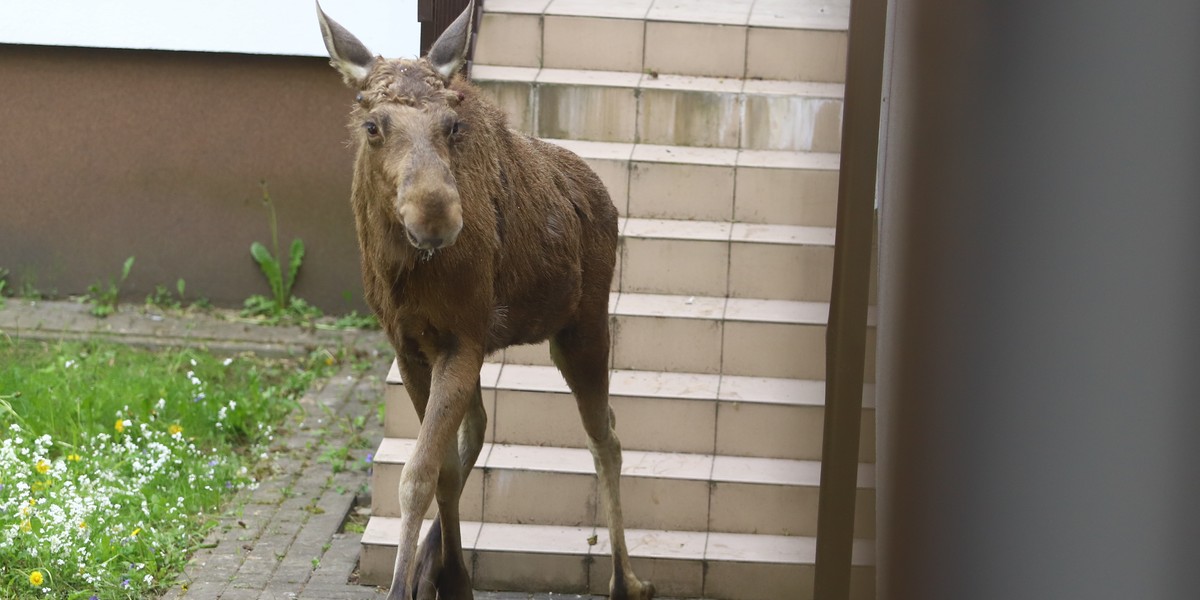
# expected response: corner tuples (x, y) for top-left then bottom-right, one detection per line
(0, 338), (334, 599)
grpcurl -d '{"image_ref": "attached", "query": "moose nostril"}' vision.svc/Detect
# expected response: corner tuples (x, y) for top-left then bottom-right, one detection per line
(404, 225), (445, 250)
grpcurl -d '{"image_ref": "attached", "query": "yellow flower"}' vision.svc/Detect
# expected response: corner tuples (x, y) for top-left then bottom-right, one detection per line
(168, 424), (183, 436)
(79, 521), (88, 530)
(29, 571), (43, 586)
(35, 459), (49, 474)
(20, 520), (31, 533)
(66, 454), (81, 462)
(131, 527), (141, 537)
(325, 356), (335, 366)
(114, 419), (126, 433)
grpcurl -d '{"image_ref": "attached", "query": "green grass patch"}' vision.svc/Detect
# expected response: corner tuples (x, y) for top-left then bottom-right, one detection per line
(0, 338), (334, 599)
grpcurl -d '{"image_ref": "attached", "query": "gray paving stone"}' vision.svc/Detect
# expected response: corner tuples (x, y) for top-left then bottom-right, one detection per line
(297, 586), (385, 600)
(179, 579), (228, 600)
(215, 587), (264, 600)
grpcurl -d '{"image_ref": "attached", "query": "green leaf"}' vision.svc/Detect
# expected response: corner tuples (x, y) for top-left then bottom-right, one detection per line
(286, 238), (305, 297)
(176, 278), (186, 298)
(120, 256), (135, 281)
(250, 242), (284, 310)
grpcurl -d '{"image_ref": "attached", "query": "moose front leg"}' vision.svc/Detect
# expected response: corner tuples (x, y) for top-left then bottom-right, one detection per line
(413, 381), (487, 600)
(387, 340), (484, 600)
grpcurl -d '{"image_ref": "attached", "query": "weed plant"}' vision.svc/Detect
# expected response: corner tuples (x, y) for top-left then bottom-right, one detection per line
(145, 279), (187, 311)
(0, 268), (9, 308)
(0, 339), (333, 599)
(243, 183), (318, 325)
(85, 257), (134, 318)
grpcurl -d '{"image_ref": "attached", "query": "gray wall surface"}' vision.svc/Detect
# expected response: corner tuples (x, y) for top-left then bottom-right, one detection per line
(0, 44), (367, 312)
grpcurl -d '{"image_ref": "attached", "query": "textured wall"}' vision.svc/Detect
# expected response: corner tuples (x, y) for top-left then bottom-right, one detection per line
(0, 44), (369, 312)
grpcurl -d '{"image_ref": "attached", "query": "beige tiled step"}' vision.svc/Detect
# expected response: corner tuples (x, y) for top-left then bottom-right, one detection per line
(359, 517), (875, 599)
(610, 293), (875, 380)
(372, 438), (875, 536)
(538, 138), (841, 227)
(617, 218), (835, 300)
(475, 0), (850, 82)
(378, 293), (878, 380)
(380, 293), (850, 379)
(384, 361), (876, 461)
(473, 65), (845, 152)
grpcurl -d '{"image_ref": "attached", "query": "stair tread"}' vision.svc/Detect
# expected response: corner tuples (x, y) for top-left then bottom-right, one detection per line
(483, 0), (851, 32)
(540, 138), (841, 170)
(622, 217), (836, 246)
(374, 437), (875, 488)
(484, 0), (553, 16)
(474, 63), (845, 98)
(389, 360), (876, 409)
(362, 517), (875, 565)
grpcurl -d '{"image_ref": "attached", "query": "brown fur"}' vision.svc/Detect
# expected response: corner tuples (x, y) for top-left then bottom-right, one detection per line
(338, 56), (654, 600)
(350, 62), (617, 359)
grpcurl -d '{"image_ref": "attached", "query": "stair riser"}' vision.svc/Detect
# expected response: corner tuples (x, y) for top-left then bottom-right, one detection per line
(475, 13), (848, 82)
(589, 558), (876, 600)
(613, 315), (837, 378)
(384, 383), (876, 462)
(359, 543), (875, 600)
(476, 79), (844, 152)
(620, 236), (835, 301)
(370, 465), (485, 522)
(373, 458), (874, 536)
(620, 156), (840, 227)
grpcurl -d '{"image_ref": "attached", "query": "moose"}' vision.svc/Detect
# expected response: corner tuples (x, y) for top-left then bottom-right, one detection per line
(316, 2), (655, 599)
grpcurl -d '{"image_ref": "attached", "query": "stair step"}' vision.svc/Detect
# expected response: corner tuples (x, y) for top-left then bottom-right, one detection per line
(371, 438), (875, 536)
(617, 218), (835, 300)
(532, 138), (841, 227)
(376, 292), (860, 380)
(474, 64), (844, 152)
(475, 0), (850, 82)
(359, 518), (875, 599)
(385, 361), (876, 461)
(611, 292), (874, 379)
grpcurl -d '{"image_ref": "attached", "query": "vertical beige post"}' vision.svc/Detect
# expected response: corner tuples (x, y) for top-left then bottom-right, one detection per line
(814, 0), (888, 598)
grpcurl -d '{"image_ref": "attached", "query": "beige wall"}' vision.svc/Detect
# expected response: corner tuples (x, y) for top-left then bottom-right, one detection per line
(0, 44), (368, 312)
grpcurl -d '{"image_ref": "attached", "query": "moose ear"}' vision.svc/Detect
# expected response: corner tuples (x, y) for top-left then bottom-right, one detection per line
(427, 0), (475, 79)
(316, 1), (375, 87)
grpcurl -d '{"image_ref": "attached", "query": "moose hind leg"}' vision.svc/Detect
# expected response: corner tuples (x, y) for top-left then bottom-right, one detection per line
(551, 326), (655, 600)
(413, 380), (486, 600)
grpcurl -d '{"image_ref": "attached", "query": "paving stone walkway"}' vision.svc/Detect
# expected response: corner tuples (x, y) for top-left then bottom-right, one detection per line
(0, 300), (608, 600)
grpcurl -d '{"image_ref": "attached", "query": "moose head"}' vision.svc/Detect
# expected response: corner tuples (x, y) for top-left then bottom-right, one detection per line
(317, 1), (475, 252)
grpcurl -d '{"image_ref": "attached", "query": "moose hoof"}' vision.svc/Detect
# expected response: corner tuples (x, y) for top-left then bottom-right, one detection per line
(412, 549), (472, 600)
(614, 578), (656, 600)
(640, 580), (657, 599)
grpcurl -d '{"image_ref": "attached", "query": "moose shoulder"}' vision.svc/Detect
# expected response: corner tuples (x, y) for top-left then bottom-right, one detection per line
(316, 2), (654, 599)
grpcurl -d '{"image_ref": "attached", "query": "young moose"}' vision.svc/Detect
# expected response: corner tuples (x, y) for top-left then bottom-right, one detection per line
(316, 3), (655, 599)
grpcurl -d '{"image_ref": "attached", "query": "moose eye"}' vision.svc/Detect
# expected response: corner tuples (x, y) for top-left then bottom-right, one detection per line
(448, 120), (465, 138)
(364, 121), (380, 136)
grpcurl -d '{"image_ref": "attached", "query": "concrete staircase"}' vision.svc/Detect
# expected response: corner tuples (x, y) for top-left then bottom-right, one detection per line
(359, 1), (876, 598)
